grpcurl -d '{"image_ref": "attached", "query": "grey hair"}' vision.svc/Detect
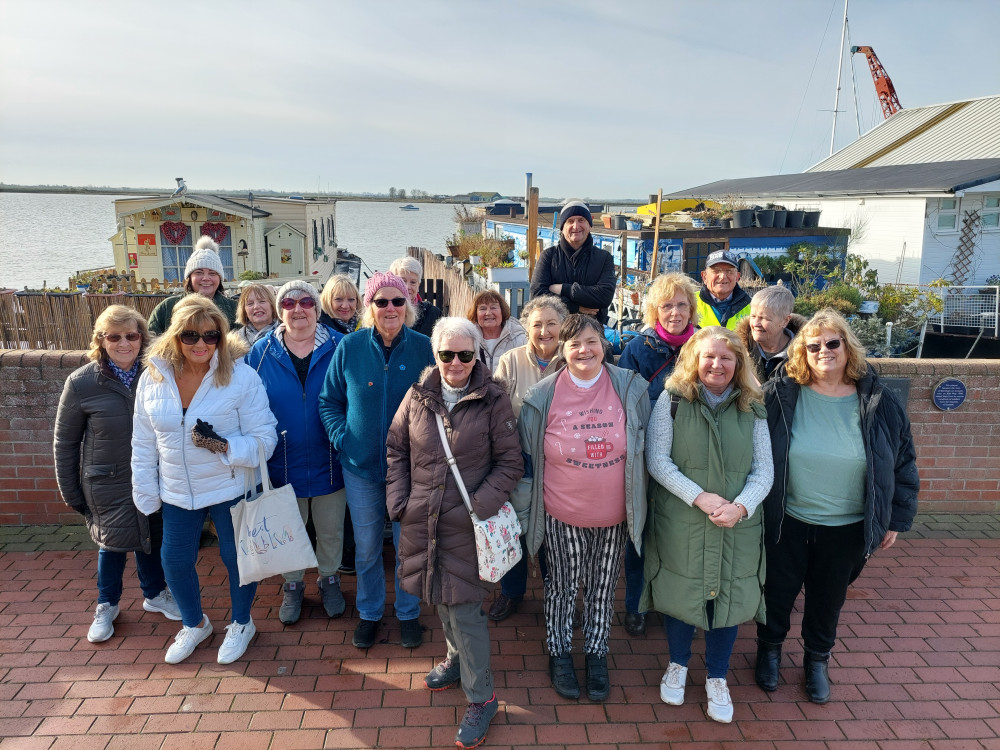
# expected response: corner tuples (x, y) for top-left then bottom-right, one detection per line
(388, 256), (423, 281)
(430, 316), (482, 354)
(751, 284), (795, 318)
(519, 295), (569, 326)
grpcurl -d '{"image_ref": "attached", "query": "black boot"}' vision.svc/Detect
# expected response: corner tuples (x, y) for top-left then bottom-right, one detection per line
(755, 641), (782, 692)
(548, 655), (580, 699)
(584, 653), (610, 702)
(803, 651), (831, 704)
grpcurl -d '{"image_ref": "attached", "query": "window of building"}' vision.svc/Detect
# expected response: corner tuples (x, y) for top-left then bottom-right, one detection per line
(983, 196), (999, 229)
(161, 226), (193, 283)
(683, 240), (729, 279)
(936, 198), (959, 231)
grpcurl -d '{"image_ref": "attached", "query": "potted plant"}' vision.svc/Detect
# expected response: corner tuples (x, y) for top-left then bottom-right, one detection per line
(626, 216), (643, 231)
(691, 209), (718, 229)
(601, 214), (614, 229)
(768, 203), (787, 228)
(754, 206), (775, 228)
(724, 196), (754, 229)
(983, 274), (1000, 292)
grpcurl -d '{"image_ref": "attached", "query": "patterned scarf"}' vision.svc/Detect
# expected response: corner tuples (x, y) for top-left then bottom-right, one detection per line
(107, 358), (140, 388)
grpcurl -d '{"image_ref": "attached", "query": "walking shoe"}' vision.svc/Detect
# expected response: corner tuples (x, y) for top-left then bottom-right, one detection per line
(424, 655), (461, 690)
(143, 589), (182, 621)
(352, 618), (380, 649)
(317, 575), (346, 618)
(548, 654), (580, 699)
(705, 677), (734, 723)
(585, 653), (610, 702)
(487, 593), (520, 622)
(217, 618), (256, 665)
(755, 641), (782, 692)
(399, 617), (424, 648)
(804, 651), (831, 704)
(278, 581), (305, 625)
(87, 602), (120, 643)
(455, 692), (498, 749)
(623, 611), (646, 637)
(164, 615), (213, 664)
(659, 662), (688, 705)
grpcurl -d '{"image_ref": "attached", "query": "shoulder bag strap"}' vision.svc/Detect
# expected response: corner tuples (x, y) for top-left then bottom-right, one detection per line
(434, 413), (474, 516)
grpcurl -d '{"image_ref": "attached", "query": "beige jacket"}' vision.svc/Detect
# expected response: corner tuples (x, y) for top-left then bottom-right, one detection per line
(493, 343), (563, 417)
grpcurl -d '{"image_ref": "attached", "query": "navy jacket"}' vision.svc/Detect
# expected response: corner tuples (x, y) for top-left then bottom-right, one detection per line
(246, 325), (344, 498)
(318, 325), (434, 483)
(617, 326), (686, 404)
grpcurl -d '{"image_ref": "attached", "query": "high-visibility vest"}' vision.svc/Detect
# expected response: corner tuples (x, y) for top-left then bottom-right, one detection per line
(696, 296), (751, 330)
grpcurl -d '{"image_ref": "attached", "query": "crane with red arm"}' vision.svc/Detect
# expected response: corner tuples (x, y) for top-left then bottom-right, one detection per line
(851, 45), (903, 119)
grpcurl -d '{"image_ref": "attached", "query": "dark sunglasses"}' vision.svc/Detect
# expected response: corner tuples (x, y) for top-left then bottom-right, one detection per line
(101, 332), (141, 343)
(438, 350), (476, 363)
(279, 296), (316, 310)
(373, 297), (407, 309)
(180, 330), (221, 345)
(805, 338), (843, 353)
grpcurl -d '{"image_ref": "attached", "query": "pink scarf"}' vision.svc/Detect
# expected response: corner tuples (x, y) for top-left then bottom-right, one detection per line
(655, 321), (695, 348)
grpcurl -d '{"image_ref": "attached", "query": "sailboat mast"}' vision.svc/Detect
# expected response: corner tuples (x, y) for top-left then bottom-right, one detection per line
(829, 0), (849, 156)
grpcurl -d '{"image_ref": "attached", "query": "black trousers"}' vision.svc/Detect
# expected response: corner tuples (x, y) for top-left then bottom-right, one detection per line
(757, 515), (867, 655)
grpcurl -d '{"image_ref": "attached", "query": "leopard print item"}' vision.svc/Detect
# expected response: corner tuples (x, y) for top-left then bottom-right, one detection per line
(191, 429), (228, 454)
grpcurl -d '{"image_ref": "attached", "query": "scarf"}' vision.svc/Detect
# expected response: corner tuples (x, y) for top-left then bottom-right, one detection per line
(557, 233), (595, 260)
(655, 321), (695, 348)
(106, 358), (140, 388)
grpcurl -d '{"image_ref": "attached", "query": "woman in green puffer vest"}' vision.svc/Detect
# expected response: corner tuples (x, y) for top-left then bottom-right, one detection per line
(642, 326), (773, 724)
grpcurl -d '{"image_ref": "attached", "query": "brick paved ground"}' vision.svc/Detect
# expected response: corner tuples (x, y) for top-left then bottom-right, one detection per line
(1, 514), (999, 749)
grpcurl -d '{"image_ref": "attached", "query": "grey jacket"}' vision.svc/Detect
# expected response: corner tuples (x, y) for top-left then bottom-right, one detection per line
(53, 361), (151, 553)
(517, 364), (651, 556)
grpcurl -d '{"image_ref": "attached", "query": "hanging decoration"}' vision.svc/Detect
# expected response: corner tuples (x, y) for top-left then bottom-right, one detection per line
(200, 222), (230, 245)
(161, 221), (189, 247)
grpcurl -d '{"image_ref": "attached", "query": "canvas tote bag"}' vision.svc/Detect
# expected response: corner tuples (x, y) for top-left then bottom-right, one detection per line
(230, 439), (318, 585)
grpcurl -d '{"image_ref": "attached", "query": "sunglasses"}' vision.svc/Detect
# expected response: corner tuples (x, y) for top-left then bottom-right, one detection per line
(373, 297), (407, 309)
(179, 330), (221, 345)
(279, 296), (316, 310)
(805, 338), (843, 353)
(438, 350), (476, 363)
(101, 332), (141, 343)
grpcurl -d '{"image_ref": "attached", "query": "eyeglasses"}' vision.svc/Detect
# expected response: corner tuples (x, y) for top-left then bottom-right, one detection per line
(438, 350), (476, 363)
(101, 332), (141, 343)
(805, 338), (843, 353)
(279, 296), (316, 310)
(373, 297), (407, 309)
(658, 302), (690, 312)
(179, 330), (221, 345)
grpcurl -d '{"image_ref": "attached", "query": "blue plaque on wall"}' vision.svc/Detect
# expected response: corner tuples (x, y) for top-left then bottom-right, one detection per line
(932, 378), (966, 411)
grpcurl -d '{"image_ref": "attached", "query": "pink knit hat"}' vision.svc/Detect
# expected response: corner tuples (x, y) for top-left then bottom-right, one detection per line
(363, 271), (408, 308)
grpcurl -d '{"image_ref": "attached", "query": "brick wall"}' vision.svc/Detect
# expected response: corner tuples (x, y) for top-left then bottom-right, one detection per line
(0, 350), (997, 524)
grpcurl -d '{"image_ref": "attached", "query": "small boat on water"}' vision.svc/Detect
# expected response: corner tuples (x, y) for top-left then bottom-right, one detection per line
(399, 204), (419, 211)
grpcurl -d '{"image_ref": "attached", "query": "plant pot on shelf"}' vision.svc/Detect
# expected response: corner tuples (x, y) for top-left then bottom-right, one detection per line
(692, 218), (707, 229)
(803, 210), (821, 227)
(602, 215), (613, 229)
(626, 220), (642, 231)
(772, 210), (787, 228)
(447, 244), (461, 257)
(487, 266), (530, 284)
(732, 209), (754, 228)
(468, 255), (482, 265)
(786, 210), (805, 228)
(720, 218), (732, 229)
(754, 209), (775, 228)
(613, 216), (627, 230)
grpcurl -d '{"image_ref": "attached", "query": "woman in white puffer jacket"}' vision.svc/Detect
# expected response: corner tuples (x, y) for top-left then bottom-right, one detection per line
(132, 295), (277, 666)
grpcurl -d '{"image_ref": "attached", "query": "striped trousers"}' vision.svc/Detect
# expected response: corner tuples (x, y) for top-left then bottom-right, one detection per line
(544, 513), (627, 657)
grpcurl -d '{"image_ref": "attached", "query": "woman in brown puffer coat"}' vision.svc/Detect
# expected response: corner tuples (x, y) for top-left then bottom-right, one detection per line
(386, 316), (523, 750)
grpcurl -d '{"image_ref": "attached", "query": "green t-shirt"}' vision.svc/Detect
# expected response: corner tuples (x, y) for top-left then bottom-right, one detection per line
(786, 386), (866, 526)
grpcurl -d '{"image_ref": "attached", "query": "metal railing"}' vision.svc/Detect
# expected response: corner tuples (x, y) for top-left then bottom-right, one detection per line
(928, 285), (999, 338)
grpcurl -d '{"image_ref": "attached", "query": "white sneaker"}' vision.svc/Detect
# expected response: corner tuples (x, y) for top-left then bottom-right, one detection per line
(88, 603), (119, 643)
(143, 589), (182, 621)
(706, 677), (734, 723)
(164, 615), (213, 664)
(217, 618), (256, 665)
(659, 662), (688, 705)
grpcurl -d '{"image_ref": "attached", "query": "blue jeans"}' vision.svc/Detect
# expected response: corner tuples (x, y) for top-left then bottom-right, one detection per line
(160, 498), (257, 628)
(97, 511), (167, 605)
(342, 470), (420, 622)
(624, 539), (645, 614)
(663, 603), (740, 680)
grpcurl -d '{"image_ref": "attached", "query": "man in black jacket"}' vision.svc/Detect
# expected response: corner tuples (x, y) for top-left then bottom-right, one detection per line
(530, 201), (616, 325)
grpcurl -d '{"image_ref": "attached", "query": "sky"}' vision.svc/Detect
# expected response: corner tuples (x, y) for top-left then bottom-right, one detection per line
(1, 0), (998, 200)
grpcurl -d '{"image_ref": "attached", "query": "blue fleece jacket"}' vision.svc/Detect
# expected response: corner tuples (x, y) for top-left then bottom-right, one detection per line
(245, 325), (344, 498)
(319, 325), (434, 483)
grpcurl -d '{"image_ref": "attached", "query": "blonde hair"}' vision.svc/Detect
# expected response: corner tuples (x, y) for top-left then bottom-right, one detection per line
(785, 308), (868, 386)
(360, 293), (417, 329)
(89, 305), (150, 363)
(643, 272), (700, 329)
(145, 295), (235, 387)
(235, 283), (277, 326)
(665, 326), (762, 412)
(320, 274), (360, 320)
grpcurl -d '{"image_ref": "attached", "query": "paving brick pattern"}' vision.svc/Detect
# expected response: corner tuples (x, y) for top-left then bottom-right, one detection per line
(1, 515), (999, 749)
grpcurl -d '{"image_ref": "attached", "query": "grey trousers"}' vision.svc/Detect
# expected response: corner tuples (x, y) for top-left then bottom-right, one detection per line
(437, 600), (494, 703)
(283, 488), (347, 581)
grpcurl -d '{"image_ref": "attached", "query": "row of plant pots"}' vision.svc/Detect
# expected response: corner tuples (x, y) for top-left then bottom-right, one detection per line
(731, 209), (821, 229)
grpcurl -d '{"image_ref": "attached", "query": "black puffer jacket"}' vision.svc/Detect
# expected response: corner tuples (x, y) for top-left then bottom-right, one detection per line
(529, 235), (616, 324)
(762, 365), (919, 558)
(53, 361), (151, 553)
(386, 363), (523, 604)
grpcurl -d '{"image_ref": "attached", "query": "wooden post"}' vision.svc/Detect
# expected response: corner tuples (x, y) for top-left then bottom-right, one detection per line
(649, 188), (664, 280)
(527, 187), (540, 279)
(618, 231), (627, 336)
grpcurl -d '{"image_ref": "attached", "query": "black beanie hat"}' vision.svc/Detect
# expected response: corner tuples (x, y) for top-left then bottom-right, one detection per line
(557, 200), (593, 230)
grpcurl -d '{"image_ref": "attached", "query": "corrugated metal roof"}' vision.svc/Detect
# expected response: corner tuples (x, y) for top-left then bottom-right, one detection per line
(664, 159), (1000, 200)
(808, 95), (1000, 171)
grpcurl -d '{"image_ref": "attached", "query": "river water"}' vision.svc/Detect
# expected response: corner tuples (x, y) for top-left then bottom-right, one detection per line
(0, 193), (460, 290)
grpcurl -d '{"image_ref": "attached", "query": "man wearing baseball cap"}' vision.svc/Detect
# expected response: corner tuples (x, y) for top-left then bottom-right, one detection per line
(529, 200), (616, 325)
(696, 250), (752, 330)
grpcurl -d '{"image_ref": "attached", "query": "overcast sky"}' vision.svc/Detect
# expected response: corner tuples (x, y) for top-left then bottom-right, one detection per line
(1, 0), (998, 199)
